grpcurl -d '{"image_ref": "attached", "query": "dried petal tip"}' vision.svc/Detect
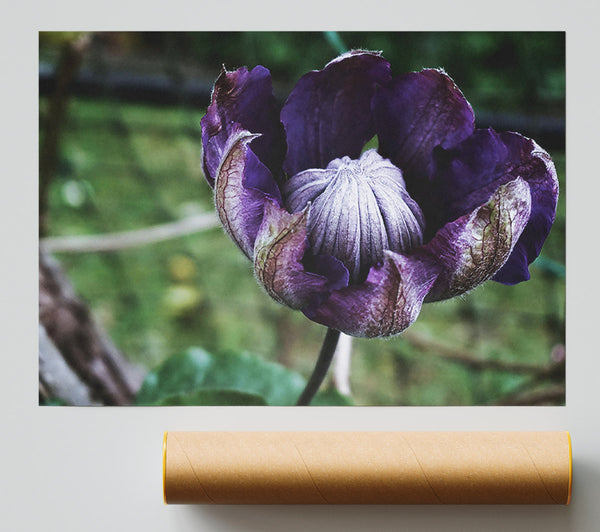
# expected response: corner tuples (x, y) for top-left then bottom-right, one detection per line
(283, 149), (425, 282)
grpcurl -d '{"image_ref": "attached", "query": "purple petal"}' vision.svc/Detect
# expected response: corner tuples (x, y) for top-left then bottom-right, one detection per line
(253, 200), (349, 310)
(281, 51), (391, 176)
(201, 65), (285, 186)
(373, 68), (475, 204)
(432, 129), (559, 284)
(304, 251), (440, 338)
(493, 138), (559, 284)
(283, 149), (425, 284)
(214, 127), (280, 259)
(421, 178), (532, 302)
(302, 254), (350, 293)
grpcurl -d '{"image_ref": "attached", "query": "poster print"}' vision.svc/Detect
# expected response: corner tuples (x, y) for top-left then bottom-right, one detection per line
(39, 32), (565, 406)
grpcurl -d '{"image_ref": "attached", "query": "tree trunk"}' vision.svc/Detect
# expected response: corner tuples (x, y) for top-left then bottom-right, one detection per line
(39, 250), (144, 405)
(39, 34), (90, 237)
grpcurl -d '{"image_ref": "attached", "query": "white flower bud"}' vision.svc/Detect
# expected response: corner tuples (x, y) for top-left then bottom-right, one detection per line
(283, 149), (425, 282)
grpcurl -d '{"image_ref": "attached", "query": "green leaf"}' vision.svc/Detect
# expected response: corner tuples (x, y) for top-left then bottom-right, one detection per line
(40, 398), (67, 406)
(157, 389), (267, 406)
(135, 347), (213, 404)
(135, 347), (307, 406)
(312, 387), (355, 406)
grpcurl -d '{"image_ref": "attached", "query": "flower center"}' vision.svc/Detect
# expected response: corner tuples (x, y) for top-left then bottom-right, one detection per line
(282, 149), (425, 283)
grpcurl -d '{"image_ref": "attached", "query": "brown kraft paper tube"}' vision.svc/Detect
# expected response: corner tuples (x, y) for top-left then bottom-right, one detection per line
(163, 431), (572, 505)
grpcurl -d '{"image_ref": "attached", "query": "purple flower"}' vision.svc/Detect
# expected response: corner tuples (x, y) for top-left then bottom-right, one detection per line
(201, 51), (558, 338)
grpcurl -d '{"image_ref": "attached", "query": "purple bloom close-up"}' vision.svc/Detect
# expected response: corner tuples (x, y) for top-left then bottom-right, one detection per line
(201, 50), (559, 338)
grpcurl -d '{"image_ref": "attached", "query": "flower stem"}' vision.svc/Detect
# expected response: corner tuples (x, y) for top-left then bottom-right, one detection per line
(296, 327), (341, 406)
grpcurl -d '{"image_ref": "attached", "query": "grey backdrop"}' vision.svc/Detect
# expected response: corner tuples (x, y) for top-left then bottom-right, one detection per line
(4, 1), (600, 531)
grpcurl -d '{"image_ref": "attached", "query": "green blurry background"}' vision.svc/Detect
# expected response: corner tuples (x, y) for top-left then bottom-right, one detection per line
(39, 32), (565, 406)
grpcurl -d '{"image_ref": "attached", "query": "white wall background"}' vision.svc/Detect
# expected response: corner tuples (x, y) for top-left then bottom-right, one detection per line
(3, 1), (599, 530)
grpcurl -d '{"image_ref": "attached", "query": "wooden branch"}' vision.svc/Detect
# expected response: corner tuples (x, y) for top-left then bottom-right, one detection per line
(40, 212), (219, 253)
(39, 33), (91, 237)
(39, 250), (144, 405)
(401, 329), (563, 376)
(493, 385), (566, 406)
(399, 330), (565, 406)
(39, 324), (101, 406)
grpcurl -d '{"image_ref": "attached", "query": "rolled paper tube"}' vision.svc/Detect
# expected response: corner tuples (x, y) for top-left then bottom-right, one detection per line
(163, 431), (572, 505)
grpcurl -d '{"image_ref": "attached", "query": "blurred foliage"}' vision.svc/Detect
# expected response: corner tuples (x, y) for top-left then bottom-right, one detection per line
(136, 347), (353, 406)
(40, 31), (564, 116)
(39, 32), (565, 405)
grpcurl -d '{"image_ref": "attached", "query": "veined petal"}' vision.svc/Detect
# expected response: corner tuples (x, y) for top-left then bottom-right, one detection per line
(254, 200), (349, 310)
(201, 65), (285, 186)
(283, 150), (424, 283)
(493, 137), (558, 284)
(304, 251), (440, 338)
(281, 50), (391, 176)
(214, 127), (280, 259)
(373, 68), (475, 212)
(282, 167), (331, 213)
(422, 177), (532, 302)
(432, 129), (559, 284)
